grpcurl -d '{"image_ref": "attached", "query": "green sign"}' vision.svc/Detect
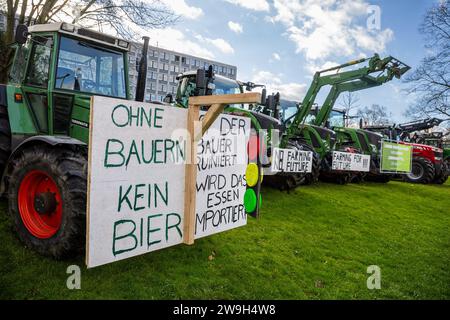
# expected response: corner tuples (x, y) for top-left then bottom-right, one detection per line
(381, 141), (412, 173)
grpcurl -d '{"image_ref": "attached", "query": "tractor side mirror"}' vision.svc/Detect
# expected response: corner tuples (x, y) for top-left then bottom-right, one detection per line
(261, 88), (267, 105)
(273, 92), (280, 119)
(264, 94), (274, 115)
(163, 94), (173, 104)
(15, 24), (29, 44)
(195, 68), (206, 96)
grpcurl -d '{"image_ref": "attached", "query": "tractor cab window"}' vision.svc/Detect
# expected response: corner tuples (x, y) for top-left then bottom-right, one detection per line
(25, 36), (53, 87)
(329, 110), (345, 128)
(56, 36), (126, 98)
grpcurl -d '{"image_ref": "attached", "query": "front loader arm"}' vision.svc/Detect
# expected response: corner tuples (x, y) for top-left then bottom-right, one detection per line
(313, 57), (410, 127)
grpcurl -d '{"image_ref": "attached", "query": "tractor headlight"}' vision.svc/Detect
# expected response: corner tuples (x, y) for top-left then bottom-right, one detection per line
(118, 40), (129, 49)
(61, 23), (75, 32)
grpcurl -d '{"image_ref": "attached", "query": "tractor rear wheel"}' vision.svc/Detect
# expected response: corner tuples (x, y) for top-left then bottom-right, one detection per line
(432, 161), (449, 185)
(7, 145), (87, 258)
(0, 105), (11, 174)
(405, 157), (435, 184)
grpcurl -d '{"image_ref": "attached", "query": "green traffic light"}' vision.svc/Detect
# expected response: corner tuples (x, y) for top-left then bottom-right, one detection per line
(244, 189), (262, 213)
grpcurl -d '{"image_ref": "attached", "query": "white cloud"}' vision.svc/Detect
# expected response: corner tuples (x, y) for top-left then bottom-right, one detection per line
(224, 0), (270, 12)
(270, 0), (394, 63)
(165, 0), (204, 19)
(252, 70), (306, 101)
(140, 28), (214, 59)
(228, 21), (244, 34)
(195, 35), (235, 54)
(272, 53), (281, 61)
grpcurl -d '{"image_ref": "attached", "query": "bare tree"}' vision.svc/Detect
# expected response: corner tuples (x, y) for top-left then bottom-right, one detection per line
(338, 91), (360, 126)
(357, 104), (391, 126)
(405, 0), (450, 119)
(0, 0), (179, 83)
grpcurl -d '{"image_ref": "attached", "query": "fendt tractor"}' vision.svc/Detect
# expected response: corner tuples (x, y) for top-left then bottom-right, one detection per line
(364, 118), (449, 184)
(170, 69), (315, 190)
(279, 54), (410, 184)
(0, 23), (152, 258)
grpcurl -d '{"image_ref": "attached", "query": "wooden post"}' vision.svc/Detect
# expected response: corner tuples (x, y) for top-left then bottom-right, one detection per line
(183, 92), (262, 245)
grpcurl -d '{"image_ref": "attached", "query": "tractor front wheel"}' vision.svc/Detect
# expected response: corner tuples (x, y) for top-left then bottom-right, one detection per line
(405, 157), (435, 184)
(7, 145), (87, 259)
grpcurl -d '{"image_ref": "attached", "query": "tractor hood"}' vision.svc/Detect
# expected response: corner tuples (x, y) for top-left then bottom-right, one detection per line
(227, 108), (283, 131)
(401, 141), (443, 153)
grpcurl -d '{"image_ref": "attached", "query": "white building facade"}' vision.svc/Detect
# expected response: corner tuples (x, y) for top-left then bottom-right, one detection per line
(128, 43), (237, 102)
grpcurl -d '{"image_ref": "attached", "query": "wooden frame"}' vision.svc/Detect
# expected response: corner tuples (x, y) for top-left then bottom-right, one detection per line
(183, 92), (261, 245)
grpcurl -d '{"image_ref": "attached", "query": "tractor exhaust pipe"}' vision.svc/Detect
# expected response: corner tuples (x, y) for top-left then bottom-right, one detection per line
(135, 36), (150, 102)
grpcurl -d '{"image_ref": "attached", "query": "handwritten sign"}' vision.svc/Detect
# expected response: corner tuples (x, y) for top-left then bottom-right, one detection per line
(87, 97), (251, 268)
(270, 147), (313, 173)
(331, 151), (370, 172)
(195, 113), (250, 238)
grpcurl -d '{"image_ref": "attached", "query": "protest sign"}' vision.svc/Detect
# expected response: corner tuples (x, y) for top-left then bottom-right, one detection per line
(331, 151), (370, 172)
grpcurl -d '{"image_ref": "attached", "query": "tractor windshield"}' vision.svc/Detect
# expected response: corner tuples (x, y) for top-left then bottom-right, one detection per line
(55, 36), (126, 98)
(212, 76), (241, 95)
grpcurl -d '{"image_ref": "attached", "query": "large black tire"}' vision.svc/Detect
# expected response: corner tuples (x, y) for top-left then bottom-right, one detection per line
(404, 157), (435, 184)
(6, 144), (87, 259)
(0, 105), (11, 174)
(264, 140), (306, 191)
(302, 145), (320, 185)
(432, 161), (449, 185)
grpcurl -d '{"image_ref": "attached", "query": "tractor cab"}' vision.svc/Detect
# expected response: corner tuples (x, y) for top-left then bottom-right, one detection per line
(0, 23), (156, 258)
(6, 22), (131, 146)
(175, 71), (242, 108)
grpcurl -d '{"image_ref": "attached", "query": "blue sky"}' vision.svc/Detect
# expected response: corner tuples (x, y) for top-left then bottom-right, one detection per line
(142, 0), (436, 122)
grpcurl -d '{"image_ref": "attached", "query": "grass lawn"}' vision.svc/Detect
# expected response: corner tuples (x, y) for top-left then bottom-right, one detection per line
(0, 180), (449, 299)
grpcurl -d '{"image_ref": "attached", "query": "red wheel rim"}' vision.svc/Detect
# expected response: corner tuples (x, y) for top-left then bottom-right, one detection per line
(18, 170), (63, 239)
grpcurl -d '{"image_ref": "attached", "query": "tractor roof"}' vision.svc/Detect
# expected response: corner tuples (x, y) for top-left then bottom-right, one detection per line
(28, 22), (131, 52)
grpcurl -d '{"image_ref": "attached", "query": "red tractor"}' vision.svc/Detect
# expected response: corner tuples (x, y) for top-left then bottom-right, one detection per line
(364, 118), (449, 184)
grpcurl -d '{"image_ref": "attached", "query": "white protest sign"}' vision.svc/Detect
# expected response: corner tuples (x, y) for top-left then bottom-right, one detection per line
(331, 151), (370, 172)
(87, 96), (251, 268)
(87, 96), (188, 268)
(270, 147), (313, 173)
(195, 113), (250, 238)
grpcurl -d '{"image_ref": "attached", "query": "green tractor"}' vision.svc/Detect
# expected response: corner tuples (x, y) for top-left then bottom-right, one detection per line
(0, 23), (150, 258)
(280, 54), (410, 184)
(171, 69), (315, 190)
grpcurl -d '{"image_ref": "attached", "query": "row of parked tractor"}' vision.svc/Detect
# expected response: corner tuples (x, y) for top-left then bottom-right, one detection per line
(0, 23), (448, 259)
(168, 59), (449, 189)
